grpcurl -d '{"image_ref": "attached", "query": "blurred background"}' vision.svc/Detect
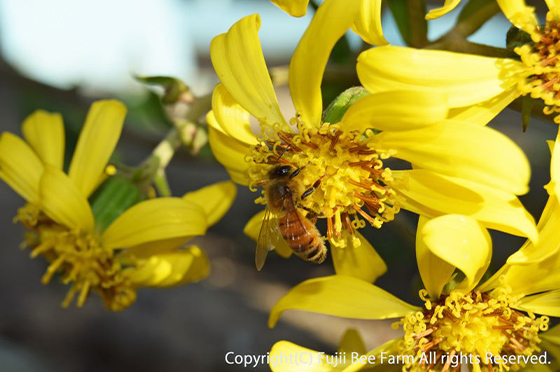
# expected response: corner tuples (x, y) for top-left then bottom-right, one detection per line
(0, 0), (556, 371)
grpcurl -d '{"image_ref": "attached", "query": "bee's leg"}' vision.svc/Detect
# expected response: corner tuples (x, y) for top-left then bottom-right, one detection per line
(301, 176), (324, 199)
(289, 167), (302, 179)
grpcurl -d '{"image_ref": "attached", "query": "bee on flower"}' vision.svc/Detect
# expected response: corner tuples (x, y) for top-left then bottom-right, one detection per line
(0, 100), (236, 310)
(207, 11), (536, 281)
(267, 130), (560, 371)
(358, 0), (560, 124)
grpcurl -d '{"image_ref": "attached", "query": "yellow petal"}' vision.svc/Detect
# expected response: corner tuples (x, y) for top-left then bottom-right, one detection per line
(127, 246), (209, 287)
(416, 216), (455, 299)
(421, 214), (492, 292)
(516, 290), (560, 317)
(341, 338), (400, 372)
(447, 88), (521, 126)
(182, 181), (237, 227)
(0, 132), (43, 203)
(271, 0), (309, 17)
(338, 328), (367, 355)
(426, 0), (462, 20)
(546, 0), (559, 10)
(341, 91), (449, 132)
(210, 14), (286, 126)
(507, 196), (560, 265)
(497, 0), (539, 35)
(39, 165), (94, 232)
(352, 0), (387, 45)
(331, 231), (387, 283)
(393, 170), (538, 242)
(118, 236), (191, 261)
(101, 198), (207, 249)
(357, 46), (524, 108)
(270, 341), (332, 372)
(244, 210), (293, 258)
(207, 119), (251, 186)
(551, 128), (560, 198)
(376, 121), (531, 195)
(212, 84), (257, 146)
(502, 255), (560, 296)
(268, 275), (419, 328)
(21, 110), (65, 169)
(290, 0), (361, 126)
(68, 100), (127, 198)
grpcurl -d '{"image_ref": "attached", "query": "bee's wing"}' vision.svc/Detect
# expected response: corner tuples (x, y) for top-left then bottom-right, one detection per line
(256, 208), (282, 271)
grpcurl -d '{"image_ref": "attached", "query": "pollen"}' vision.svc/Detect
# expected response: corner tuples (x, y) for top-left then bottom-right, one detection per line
(394, 288), (549, 372)
(516, 12), (560, 121)
(16, 204), (137, 311)
(248, 120), (400, 246)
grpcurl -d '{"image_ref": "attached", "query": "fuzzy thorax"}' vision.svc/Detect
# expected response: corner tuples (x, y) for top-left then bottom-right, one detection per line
(395, 288), (549, 372)
(16, 203), (136, 311)
(248, 121), (400, 246)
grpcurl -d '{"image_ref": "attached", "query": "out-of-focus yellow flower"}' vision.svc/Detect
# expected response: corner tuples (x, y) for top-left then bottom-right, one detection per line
(0, 101), (237, 310)
(271, 0), (387, 45)
(207, 13), (536, 281)
(268, 129), (560, 371)
(358, 0), (560, 124)
(270, 0), (458, 31)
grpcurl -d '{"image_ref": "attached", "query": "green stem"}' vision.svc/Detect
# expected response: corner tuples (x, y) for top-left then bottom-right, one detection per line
(150, 126), (183, 170)
(153, 168), (172, 197)
(408, 0), (429, 48)
(452, 1), (500, 38)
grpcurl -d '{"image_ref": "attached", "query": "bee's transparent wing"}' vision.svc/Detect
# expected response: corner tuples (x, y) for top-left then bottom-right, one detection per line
(256, 208), (282, 271)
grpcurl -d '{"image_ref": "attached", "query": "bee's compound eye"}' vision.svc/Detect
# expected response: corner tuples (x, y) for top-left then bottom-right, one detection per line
(270, 165), (293, 179)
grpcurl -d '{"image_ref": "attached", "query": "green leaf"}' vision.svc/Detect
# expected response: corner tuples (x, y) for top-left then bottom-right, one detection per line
(322, 86), (369, 124)
(521, 95), (535, 132)
(90, 175), (144, 233)
(135, 75), (191, 104)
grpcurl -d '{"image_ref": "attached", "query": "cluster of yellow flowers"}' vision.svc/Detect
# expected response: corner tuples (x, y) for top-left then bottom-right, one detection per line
(2, 0), (560, 371)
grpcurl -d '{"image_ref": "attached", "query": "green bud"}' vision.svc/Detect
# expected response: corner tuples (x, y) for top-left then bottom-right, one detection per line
(135, 75), (193, 105)
(322, 86), (369, 124)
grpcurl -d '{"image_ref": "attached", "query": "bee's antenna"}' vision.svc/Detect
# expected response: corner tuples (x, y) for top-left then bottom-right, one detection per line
(277, 144), (291, 160)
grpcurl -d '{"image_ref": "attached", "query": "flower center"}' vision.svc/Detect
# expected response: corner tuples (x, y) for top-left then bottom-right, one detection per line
(395, 288), (549, 372)
(516, 15), (560, 117)
(248, 121), (400, 246)
(16, 204), (136, 311)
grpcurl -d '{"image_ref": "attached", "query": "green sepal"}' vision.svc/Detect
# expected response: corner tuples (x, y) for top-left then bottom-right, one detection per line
(506, 26), (533, 53)
(135, 75), (191, 105)
(521, 95), (535, 132)
(322, 87), (369, 124)
(90, 175), (145, 233)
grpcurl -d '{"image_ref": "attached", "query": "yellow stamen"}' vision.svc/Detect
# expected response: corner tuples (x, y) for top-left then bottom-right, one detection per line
(395, 287), (549, 372)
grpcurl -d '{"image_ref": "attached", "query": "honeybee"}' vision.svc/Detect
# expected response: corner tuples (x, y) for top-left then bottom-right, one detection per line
(256, 165), (327, 270)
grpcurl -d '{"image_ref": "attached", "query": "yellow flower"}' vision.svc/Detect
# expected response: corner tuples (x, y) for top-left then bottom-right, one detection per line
(271, 0), (388, 45)
(270, 0), (457, 32)
(0, 100), (237, 310)
(358, 0), (560, 124)
(267, 129), (560, 371)
(207, 13), (536, 281)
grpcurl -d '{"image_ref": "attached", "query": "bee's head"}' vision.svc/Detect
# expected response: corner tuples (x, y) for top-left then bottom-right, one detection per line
(269, 165), (294, 179)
